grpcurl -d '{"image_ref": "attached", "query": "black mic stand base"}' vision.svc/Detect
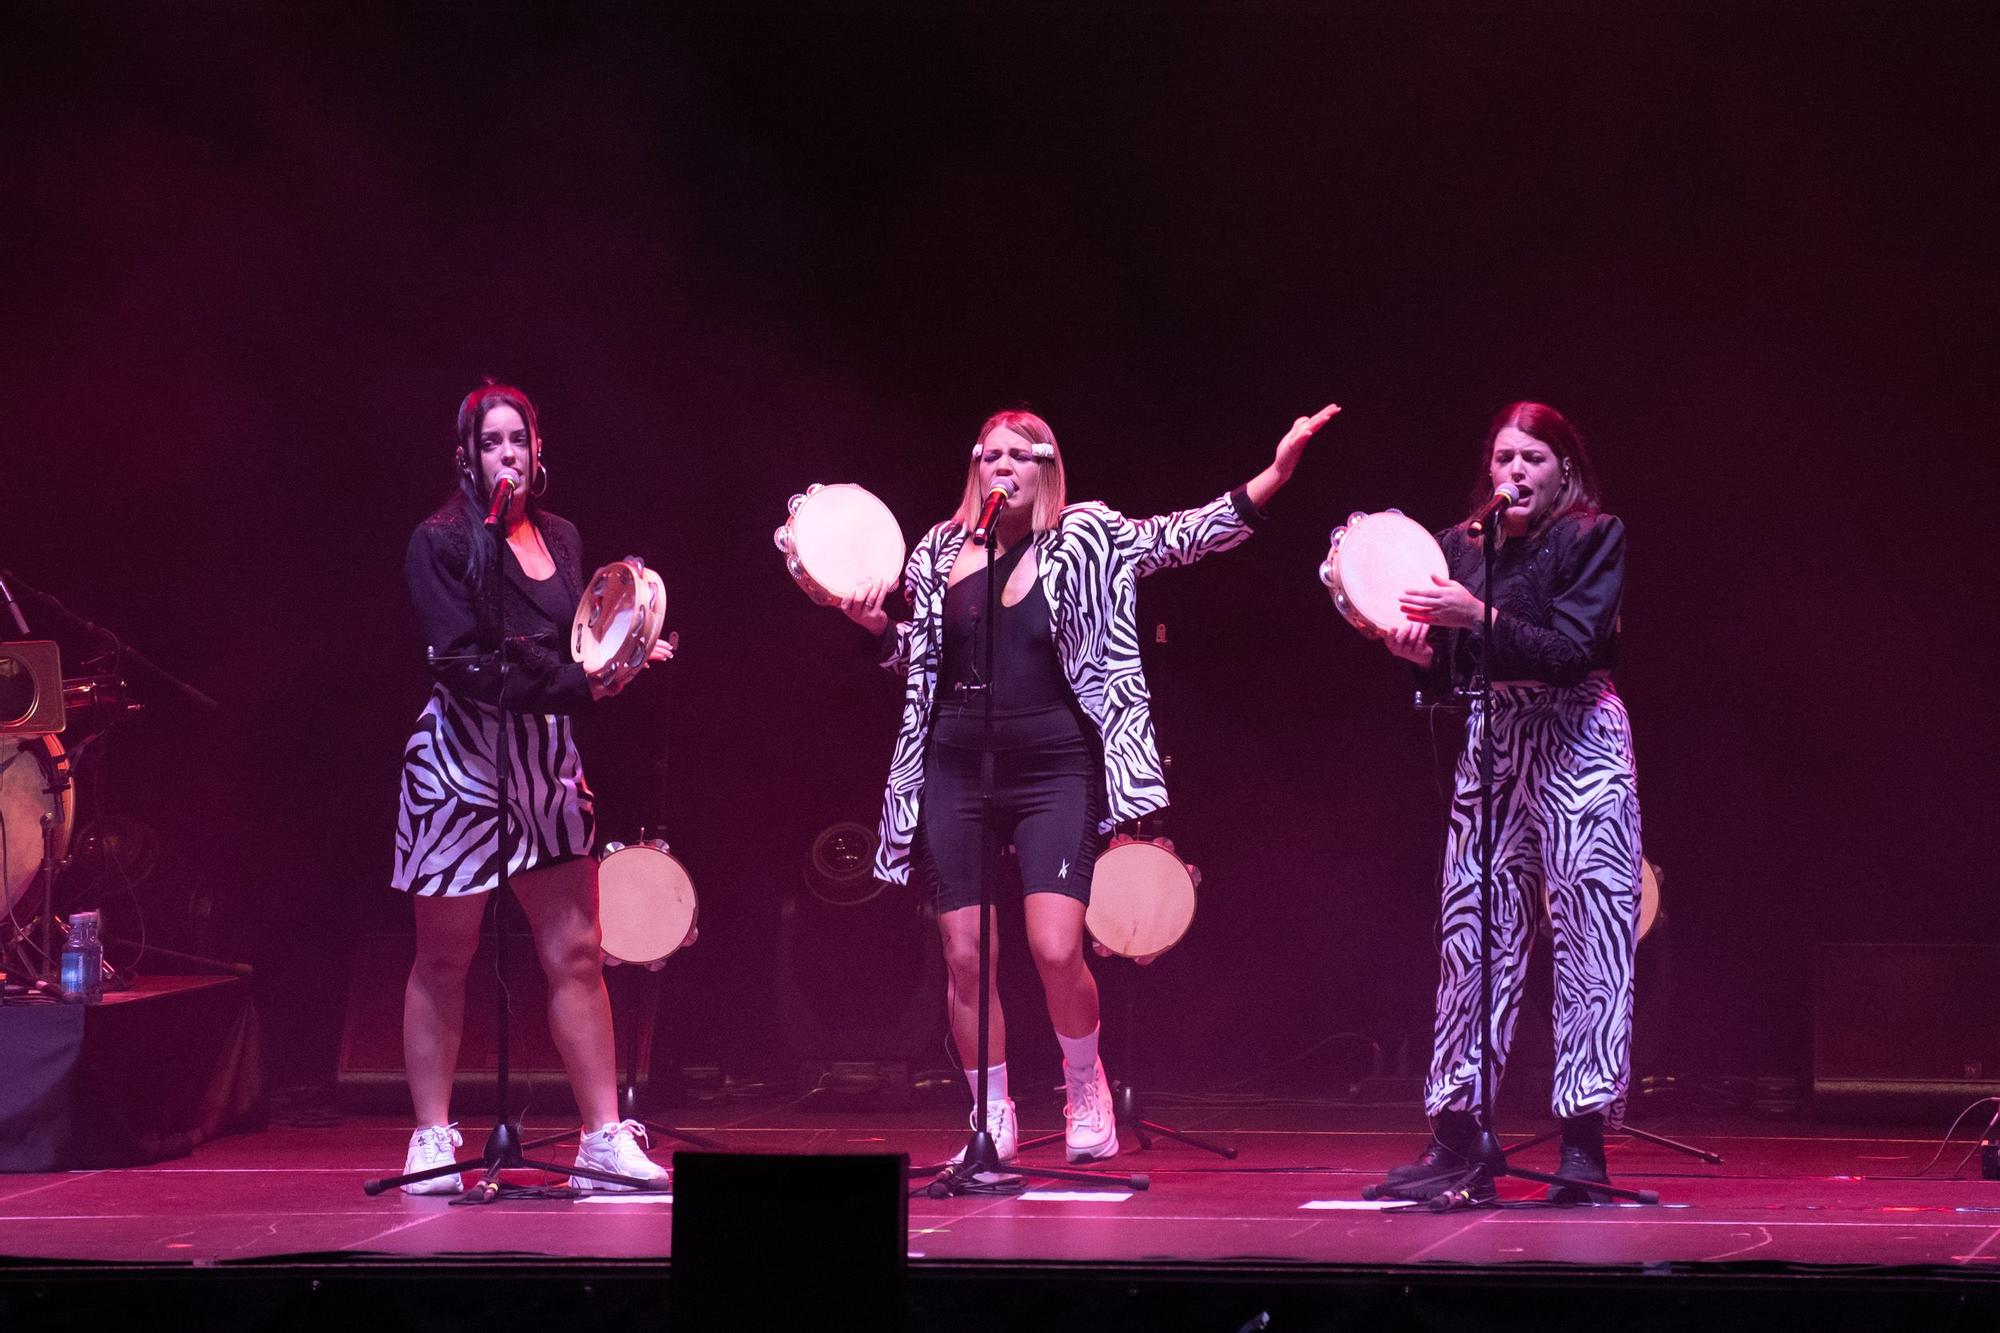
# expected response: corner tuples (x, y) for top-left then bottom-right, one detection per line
(362, 1119), (661, 1198)
(1500, 1119), (1723, 1166)
(909, 1127), (1150, 1199)
(1361, 1126), (1661, 1210)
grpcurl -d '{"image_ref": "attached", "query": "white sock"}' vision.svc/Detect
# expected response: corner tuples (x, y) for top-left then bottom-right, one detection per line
(1057, 1026), (1101, 1081)
(963, 1063), (1009, 1103)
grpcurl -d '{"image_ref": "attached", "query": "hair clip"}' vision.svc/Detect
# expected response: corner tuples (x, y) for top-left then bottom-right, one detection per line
(971, 440), (1058, 461)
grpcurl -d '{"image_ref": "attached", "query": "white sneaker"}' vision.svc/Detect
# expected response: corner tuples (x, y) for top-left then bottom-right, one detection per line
(401, 1123), (464, 1195)
(948, 1095), (1019, 1165)
(1063, 1060), (1119, 1163)
(571, 1119), (670, 1191)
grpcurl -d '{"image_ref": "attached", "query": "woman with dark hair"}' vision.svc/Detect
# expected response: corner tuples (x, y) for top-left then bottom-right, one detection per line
(389, 381), (672, 1194)
(837, 403), (1338, 1166)
(1375, 401), (1641, 1204)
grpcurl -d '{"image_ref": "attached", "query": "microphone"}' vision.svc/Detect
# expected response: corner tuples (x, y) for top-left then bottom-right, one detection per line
(483, 474), (519, 530)
(1467, 482), (1523, 536)
(970, 477), (1019, 547)
(0, 570), (29, 637)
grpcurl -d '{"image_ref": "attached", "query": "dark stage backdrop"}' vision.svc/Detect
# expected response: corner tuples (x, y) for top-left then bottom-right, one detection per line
(4, 3), (1993, 1098)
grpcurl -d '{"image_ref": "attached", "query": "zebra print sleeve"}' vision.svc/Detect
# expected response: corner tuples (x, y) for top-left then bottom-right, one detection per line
(875, 522), (947, 671)
(1096, 488), (1258, 579)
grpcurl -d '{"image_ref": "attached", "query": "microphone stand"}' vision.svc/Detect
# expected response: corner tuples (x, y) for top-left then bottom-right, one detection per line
(1367, 512), (1658, 1211)
(367, 498), (648, 1198)
(914, 523), (1147, 1198)
(614, 629), (722, 1150)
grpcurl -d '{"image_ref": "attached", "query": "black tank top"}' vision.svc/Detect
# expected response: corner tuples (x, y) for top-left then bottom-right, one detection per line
(939, 542), (1072, 711)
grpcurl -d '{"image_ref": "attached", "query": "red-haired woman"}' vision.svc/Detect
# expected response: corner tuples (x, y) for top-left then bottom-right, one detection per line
(840, 404), (1338, 1165)
(1381, 401), (1642, 1204)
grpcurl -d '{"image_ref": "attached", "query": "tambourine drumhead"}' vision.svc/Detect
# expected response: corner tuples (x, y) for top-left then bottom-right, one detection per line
(775, 484), (905, 606)
(1638, 857), (1661, 941)
(573, 559), (666, 687)
(1, 735), (71, 914)
(1320, 511), (1448, 638)
(598, 842), (698, 966)
(1085, 840), (1197, 960)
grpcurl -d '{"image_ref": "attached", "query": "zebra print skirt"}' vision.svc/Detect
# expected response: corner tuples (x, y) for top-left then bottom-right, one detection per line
(1424, 674), (1642, 1124)
(391, 685), (595, 897)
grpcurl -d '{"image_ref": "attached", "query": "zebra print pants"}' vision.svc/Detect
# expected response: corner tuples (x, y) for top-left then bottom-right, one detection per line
(391, 686), (595, 897)
(1424, 675), (1642, 1124)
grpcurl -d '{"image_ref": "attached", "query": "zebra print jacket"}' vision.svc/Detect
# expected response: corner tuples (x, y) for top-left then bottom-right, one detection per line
(871, 487), (1265, 886)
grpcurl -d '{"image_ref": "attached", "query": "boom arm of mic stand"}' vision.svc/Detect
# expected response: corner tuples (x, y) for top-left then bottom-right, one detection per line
(7, 574), (218, 712)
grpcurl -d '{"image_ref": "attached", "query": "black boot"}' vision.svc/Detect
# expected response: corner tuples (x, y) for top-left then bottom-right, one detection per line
(1379, 1110), (1483, 1201)
(1547, 1112), (1612, 1204)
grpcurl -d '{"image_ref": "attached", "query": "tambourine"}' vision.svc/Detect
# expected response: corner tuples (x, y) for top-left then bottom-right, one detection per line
(1086, 835), (1201, 965)
(1318, 510), (1448, 638)
(572, 557), (666, 692)
(773, 483), (906, 607)
(598, 838), (698, 970)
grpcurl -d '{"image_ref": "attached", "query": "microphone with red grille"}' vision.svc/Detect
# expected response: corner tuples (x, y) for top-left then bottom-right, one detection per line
(483, 473), (519, 530)
(1466, 482), (1522, 537)
(970, 477), (1019, 547)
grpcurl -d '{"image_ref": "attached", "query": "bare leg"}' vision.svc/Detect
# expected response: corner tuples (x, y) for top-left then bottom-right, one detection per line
(1024, 893), (1099, 1039)
(937, 903), (1006, 1068)
(513, 856), (621, 1128)
(404, 893), (489, 1127)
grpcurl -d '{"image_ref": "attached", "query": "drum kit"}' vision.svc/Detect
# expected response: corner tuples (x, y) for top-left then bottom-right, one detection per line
(2, 634), (142, 990)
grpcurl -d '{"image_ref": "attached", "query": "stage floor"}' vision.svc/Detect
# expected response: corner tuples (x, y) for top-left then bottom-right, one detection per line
(4, 1101), (1999, 1274)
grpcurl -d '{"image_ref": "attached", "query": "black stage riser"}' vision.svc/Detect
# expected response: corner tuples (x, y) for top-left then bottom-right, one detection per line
(4, 1264), (2000, 1332)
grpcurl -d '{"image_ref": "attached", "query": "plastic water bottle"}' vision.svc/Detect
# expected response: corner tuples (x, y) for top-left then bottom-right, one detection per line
(59, 910), (104, 1004)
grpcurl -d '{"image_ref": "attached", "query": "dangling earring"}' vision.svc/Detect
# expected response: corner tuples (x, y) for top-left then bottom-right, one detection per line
(531, 458), (550, 497)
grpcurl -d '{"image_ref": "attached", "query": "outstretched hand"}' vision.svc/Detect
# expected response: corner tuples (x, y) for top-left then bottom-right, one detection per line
(1273, 402), (1341, 482)
(1247, 403), (1340, 512)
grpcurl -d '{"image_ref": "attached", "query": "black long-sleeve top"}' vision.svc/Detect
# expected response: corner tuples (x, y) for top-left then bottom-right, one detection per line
(404, 497), (594, 714)
(1420, 510), (1626, 691)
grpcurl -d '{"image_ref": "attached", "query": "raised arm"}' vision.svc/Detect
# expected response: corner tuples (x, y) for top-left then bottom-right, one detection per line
(1111, 403), (1340, 578)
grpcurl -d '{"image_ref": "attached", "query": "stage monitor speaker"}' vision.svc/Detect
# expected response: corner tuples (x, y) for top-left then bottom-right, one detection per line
(671, 1151), (907, 1332)
(1814, 943), (2000, 1113)
(0, 640), (64, 735)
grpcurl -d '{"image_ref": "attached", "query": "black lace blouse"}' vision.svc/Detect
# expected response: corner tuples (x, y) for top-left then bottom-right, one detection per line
(1421, 510), (1626, 690)
(404, 498), (593, 714)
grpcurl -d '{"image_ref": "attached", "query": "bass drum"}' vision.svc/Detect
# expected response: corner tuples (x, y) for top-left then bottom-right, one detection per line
(1, 734), (71, 915)
(1085, 836), (1200, 965)
(597, 839), (698, 971)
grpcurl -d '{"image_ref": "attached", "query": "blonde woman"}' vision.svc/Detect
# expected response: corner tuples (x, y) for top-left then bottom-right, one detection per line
(838, 404), (1337, 1164)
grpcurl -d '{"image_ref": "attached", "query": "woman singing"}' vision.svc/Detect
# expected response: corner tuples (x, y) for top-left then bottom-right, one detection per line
(1380, 401), (1641, 1204)
(839, 404), (1338, 1164)
(389, 380), (673, 1194)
